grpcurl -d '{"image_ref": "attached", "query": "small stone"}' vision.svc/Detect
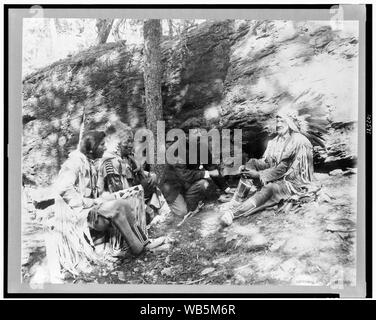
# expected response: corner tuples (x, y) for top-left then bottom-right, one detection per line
(329, 169), (343, 176)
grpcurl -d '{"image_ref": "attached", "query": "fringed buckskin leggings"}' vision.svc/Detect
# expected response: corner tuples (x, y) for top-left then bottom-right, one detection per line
(87, 199), (146, 255)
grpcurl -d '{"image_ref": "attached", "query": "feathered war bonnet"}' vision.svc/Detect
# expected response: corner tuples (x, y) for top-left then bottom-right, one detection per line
(276, 91), (329, 149)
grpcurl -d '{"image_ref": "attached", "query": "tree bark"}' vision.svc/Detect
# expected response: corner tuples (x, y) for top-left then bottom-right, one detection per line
(143, 19), (164, 179)
(168, 20), (174, 39)
(95, 19), (114, 45)
(112, 19), (124, 42)
(49, 19), (58, 59)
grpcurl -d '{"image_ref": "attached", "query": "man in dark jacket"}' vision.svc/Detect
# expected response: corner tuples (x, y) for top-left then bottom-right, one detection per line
(160, 163), (219, 216)
(160, 131), (221, 216)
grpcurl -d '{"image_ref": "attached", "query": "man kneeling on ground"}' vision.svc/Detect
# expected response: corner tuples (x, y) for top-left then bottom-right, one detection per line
(159, 138), (220, 217)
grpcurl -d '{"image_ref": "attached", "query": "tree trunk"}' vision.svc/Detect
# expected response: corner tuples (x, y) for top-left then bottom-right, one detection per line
(49, 19), (58, 59)
(95, 19), (114, 45)
(182, 19), (190, 34)
(168, 20), (174, 39)
(112, 19), (124, 42)
(143, 19), (164, 179)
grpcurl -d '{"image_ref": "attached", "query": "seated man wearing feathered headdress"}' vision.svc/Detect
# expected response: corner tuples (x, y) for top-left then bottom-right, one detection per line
(220, 105), (326, 226)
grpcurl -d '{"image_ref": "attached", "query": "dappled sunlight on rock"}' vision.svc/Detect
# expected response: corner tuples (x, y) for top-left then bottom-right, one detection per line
(47, 133), (58, 144)
(93, 109), (107, 123)
(69, 116), (82, 131)
(204, 104), (220, 121)
(23, 20), (358, 183)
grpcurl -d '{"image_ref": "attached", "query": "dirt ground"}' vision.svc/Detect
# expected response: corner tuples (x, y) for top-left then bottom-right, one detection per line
(22, 171), (357, 287)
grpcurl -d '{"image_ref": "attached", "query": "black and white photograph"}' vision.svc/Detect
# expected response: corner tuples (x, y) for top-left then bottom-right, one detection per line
(4, 4), (370, 298)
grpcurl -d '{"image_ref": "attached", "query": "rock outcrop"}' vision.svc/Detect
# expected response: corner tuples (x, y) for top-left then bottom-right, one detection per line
(22, 20), (359, 186)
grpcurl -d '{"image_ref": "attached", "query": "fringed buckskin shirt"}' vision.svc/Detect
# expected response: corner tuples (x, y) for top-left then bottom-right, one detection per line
(246, 132), (314, 195)
(54, 150), (98, 214)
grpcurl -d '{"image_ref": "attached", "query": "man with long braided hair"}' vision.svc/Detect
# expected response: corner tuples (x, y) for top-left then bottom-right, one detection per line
(55, 130), (146, 258)
(55, 130), (107, 213)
